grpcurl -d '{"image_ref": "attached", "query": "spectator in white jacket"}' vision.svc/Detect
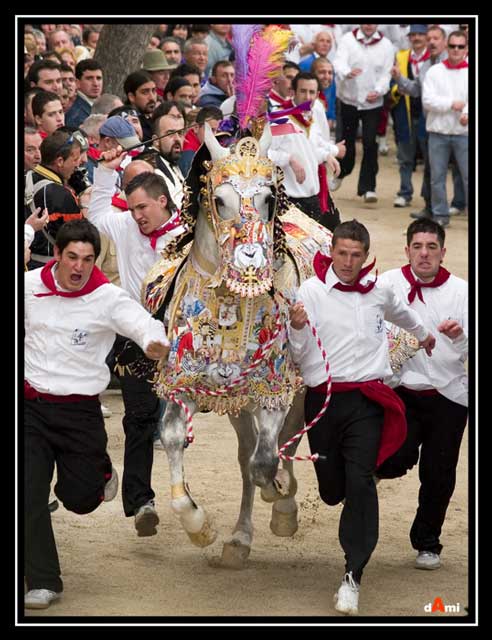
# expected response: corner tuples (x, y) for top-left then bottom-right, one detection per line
(422, 30), (468, 227)
(332, 25), (394, 203)
(268, 72), (341, 230)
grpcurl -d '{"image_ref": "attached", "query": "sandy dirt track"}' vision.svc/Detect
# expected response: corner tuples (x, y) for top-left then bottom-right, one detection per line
(22, 143), (472, 623)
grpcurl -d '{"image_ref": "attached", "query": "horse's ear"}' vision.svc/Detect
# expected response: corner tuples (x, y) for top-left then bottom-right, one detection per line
(180, 141), (212, 226)
(258, 121), (272, 157)
(204, 122), (229, 161)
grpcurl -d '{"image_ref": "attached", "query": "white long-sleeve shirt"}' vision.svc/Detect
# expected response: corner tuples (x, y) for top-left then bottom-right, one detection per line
(422, 62), (468, 135)
(378, 268), (468, 406)
(334, 29), (394, 110)
(87, 165), (186, 303)
(288, 265), (429, 387)
(25, 266), (168, 396)
(268, 106), (334, 199)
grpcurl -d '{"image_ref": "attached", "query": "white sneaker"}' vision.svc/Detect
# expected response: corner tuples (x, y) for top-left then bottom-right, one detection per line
(415, 551), (441, 570)
(25, 588), (62, 609)
(334, 572), (359, 615)
(363, 191), (378, 203)
(378, 136), (389, 155)
(135, 500), (159, 537)
(449, 206), (466, 216)
(101, 403), (112, 418)
(328, 176), (343, 192)
(393, 195), (411, 207)
(104, 466), (119, 502)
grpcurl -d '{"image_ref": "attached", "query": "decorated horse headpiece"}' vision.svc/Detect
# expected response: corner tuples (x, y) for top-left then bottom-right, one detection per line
(172, 25), (295, 296)
(200, 132), (278, 296)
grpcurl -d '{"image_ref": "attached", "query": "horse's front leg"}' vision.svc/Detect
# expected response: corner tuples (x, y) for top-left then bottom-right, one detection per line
(260, 389), (306, 536)
(249, 406), (289, 488)
(221, 411), (257, 568)
(161, 398), (217, 547)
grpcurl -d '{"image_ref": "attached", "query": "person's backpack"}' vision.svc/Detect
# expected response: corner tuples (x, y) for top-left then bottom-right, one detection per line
(24, 170), (57, 245)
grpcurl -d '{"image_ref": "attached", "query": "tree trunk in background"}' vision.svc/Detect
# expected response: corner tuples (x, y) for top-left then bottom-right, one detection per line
(94, 24), (155, 98)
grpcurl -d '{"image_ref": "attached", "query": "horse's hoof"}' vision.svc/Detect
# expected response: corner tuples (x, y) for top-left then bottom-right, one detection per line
(270, 506), (298, 537)
(186, 517), (218, 548)
(221, 540), (251, 569)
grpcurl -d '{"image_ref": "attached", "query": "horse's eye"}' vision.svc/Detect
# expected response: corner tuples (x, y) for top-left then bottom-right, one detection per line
(214, 196), (224, 207)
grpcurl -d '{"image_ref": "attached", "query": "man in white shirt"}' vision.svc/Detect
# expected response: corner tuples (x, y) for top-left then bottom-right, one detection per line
(377, 218), (468, 571)
(87, 150), (186, 537)
(24, 219), (169, 609)
(268, 72), (342, 231)
(332, 25), (394, 202)
(288, 219), (435, 615)
(422, 30), (468, 227)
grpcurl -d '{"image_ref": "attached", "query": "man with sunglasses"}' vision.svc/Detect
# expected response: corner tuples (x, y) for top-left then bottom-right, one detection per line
(24, 129), (83, 269)
(422, 31), (468, 228)
(391, 26), (466, 223)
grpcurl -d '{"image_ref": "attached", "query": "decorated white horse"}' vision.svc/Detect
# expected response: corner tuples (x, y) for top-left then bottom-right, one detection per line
(142, 125), (334, 567)
(141, 24), (419, 567)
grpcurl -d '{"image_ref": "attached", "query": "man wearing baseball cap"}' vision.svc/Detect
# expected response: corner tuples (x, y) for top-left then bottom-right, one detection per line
(99, 115), (141, 151)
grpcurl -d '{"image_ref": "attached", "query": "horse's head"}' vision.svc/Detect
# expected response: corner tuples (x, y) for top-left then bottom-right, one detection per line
(198, 125), (281, 298)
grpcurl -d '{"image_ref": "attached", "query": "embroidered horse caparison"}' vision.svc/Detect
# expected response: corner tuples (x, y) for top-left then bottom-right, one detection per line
(142, 127), (333, 567)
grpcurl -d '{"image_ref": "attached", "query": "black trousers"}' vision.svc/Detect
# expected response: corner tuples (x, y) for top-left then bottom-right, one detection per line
(289, 195), (340, 232)
(306, 388), (383, 583)
(108, 335), (161, 517)
(339, 103), (382, 196)
(24, 398), (110, 593)
(377, 387), (468, 554)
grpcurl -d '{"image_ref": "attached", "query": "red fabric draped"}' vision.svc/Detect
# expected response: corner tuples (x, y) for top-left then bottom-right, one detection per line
(312, 379), (407, 467)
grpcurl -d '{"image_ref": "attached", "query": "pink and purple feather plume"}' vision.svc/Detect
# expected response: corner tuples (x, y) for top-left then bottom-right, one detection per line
(232, 24), (294, 131)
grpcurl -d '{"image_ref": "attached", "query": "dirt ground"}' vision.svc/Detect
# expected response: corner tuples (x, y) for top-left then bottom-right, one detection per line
(23, 141), (472, 623)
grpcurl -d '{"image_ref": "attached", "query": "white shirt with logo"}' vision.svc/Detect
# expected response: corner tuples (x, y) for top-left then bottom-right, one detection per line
(288, 265), (428, 387)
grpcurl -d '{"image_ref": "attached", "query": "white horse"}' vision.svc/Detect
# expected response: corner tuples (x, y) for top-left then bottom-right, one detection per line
(143, 126), (332, 567)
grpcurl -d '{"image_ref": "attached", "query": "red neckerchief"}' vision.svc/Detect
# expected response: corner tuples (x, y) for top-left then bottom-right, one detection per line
(34, 259), (109, 298)
(311, 379), (407, 467)
(353, 28), (383, 46)
(313, 252), (377, 293)
(38, 129), (48, 139)
(87, 145), (101, 162)
(401, 264), (451, 304)
(156, 88), (164, 98)
(111, 193), (127, 210)
(409, 48), (430, 74)
(139, 212), (183, 250)
(442, 59), (469, 70)
(318, 91), (328, 110)
(269, 90), (292, 109)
